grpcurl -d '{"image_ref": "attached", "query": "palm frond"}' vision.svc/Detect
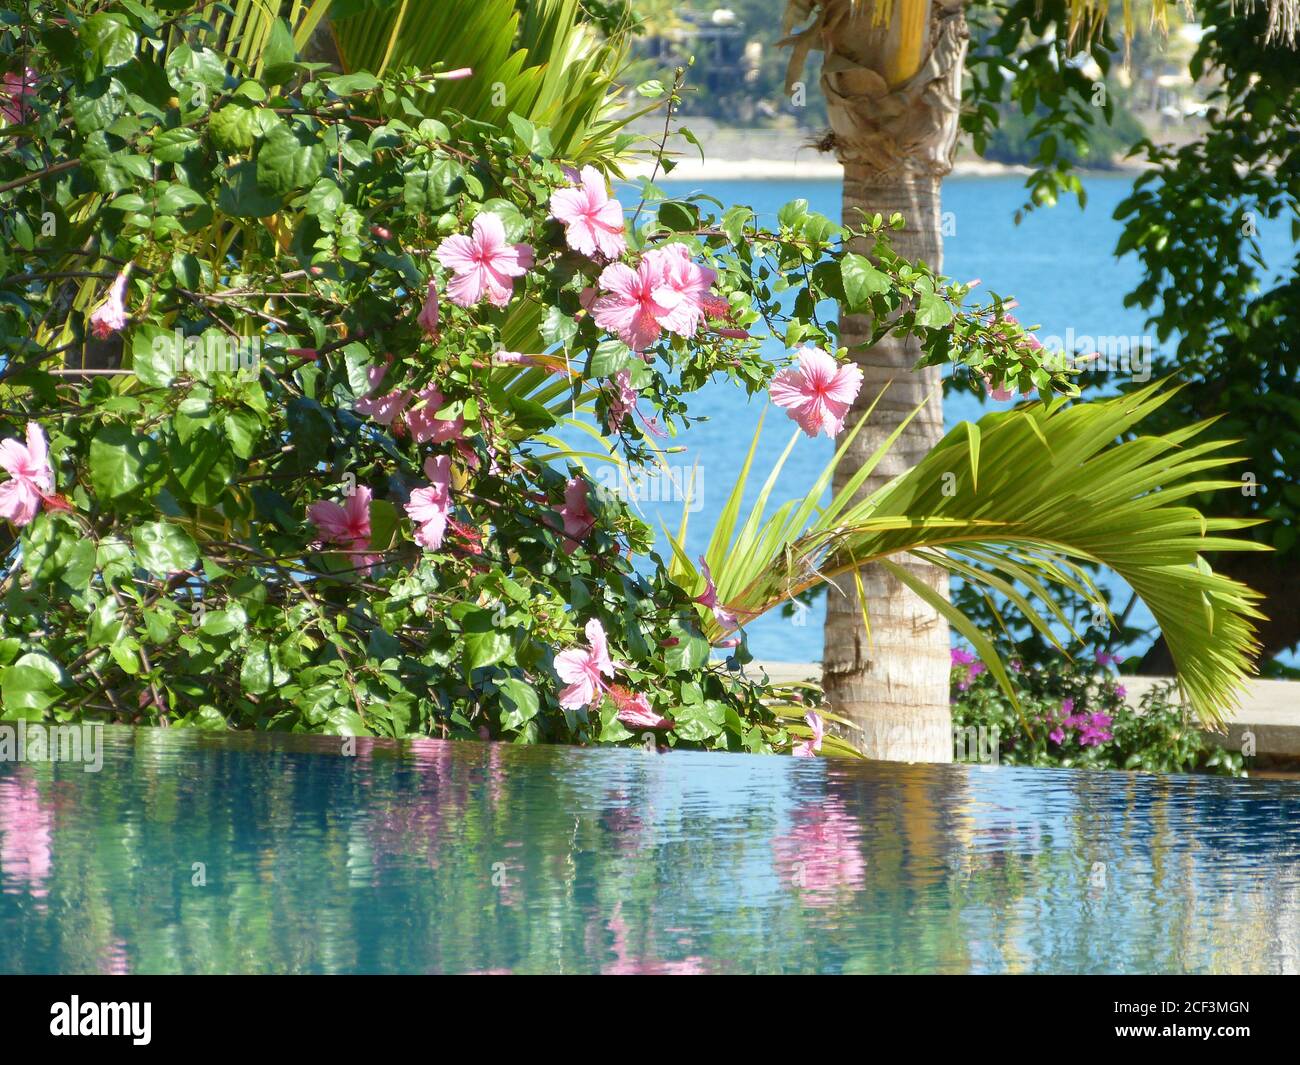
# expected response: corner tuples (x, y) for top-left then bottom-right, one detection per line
(330, 0), (644, 167)
(677, 383), (1267, 726)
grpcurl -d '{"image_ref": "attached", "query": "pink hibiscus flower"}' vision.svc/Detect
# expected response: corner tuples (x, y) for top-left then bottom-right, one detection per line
(88, 267), (130, 339)
(793, 709), (825, 758)
(555, 476), (595, 553)
(0, 67), (37, 125)
(0, 421), (57, 527)
(982, 372), (1018, 402)
(693, 556), (738, 631)
(769, 345), (863, 438)
(590, 243), (717, 352)
(644, 243), (716, 337)
(549, 164), (627, 259)
(604, 369), (638, 432)
(355, 363), (412, 426)
(609, 685), (672, 730)
(590, 257), (681, 352)
(416, 279), (440, 339)
(554, 618), (615, 711)
(405, 384), (464, 444)
(307, 485), (379, 573)
(406, 454), (452, 550)
(436, 213), (534, 308)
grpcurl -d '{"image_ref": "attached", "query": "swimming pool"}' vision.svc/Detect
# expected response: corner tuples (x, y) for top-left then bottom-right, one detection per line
(2, 727), (1297, 973)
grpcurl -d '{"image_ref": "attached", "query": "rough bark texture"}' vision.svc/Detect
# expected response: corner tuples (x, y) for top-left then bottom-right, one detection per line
(820, 4), (968, 763)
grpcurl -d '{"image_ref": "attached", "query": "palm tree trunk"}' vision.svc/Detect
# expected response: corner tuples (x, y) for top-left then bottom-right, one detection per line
(817, 1), (968, 761)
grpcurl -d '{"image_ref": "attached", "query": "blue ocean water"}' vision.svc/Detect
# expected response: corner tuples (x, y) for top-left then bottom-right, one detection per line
(606, 175), (1291, 663)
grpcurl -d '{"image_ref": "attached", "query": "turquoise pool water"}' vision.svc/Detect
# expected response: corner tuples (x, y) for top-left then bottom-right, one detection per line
(2, 728), (1297, 974)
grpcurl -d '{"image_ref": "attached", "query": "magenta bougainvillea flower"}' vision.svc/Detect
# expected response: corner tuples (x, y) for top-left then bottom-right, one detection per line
(693, 557), (738, 631)
(549, 165), (626, 259)
(88, 268), (130, 339)
(0, 421), (56, 527)
(554, 619), (615, 711)
(436, 213), (534, 308)
(416, 279), (440, 338)
(307, 485), (379, 573)
(949, 647), (985, 691)
(769, 345), (863, 438)
(793, 709), (825, 757)
(555, 477), (594, 553)
(1077, 712), (1114, 747)
(1046, 698), (1113, 748)
(406, 385), (463, 444)
(406, 455), (452, 550)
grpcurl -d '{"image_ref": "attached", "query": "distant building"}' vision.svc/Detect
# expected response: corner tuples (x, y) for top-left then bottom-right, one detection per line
(635, 9), (753, 98)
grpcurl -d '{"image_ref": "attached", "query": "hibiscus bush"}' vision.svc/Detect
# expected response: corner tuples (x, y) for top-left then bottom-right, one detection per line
(0, 4), (1066, 749)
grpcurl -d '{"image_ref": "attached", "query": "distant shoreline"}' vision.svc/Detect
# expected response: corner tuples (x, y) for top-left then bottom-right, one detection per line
(623, 156), (1143, 182)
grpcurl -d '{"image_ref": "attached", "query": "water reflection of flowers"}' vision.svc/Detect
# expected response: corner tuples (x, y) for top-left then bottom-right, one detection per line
(772, 798), (866, 908)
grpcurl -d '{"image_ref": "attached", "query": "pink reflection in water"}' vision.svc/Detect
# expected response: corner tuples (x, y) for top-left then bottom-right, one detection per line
(0, 775), (53, 900)
(101, 939), (131, 975)
(772, 798), (866, 908)
(602, 902), (705, 975)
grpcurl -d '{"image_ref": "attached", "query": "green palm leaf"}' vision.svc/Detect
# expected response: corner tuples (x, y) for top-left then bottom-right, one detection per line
(678, 382), (1266, 726)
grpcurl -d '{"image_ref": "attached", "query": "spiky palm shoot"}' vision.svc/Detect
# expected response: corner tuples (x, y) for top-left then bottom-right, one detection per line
(674, 384), (1266, 727)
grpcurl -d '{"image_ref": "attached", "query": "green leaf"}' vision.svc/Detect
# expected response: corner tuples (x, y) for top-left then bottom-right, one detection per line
(915, 292), (954, 328)
(496, 677), (540, 730)
(218, 160), (282, 218)
(657, 201), (699, 232)
(262, 18), (298, 83)
(404, 160), (459, 214)
(588, 339), (631, 377)
(209, 103), (259, 151)
(82, 13), (137, 77)
(133, 521), (199, 576)
(663, 620), (710, 672)
(1, 653), (65, 715)
(256, 122), (327, 197)
(89, 423), (162, 505)
(841, 252), (891, 309)
(241, 641), (289, 694)
(541, 306), (578, 349)
(130, 325), (178, 387)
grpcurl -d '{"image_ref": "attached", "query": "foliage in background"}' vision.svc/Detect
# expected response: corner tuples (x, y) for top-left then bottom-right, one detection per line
(1114, 0), (1300, 674)
(952, 654), (1247, 776)
(979, 98), (1145, 170)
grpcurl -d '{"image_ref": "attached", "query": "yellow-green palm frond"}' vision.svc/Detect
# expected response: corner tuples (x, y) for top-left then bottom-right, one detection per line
(330, 0), (645, 168)
(677, 383), (1266, 727)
